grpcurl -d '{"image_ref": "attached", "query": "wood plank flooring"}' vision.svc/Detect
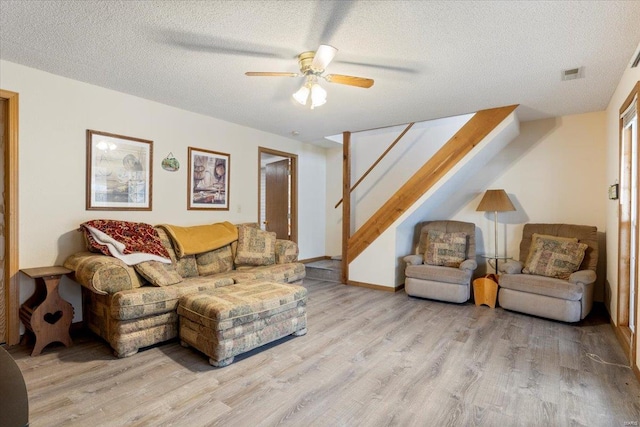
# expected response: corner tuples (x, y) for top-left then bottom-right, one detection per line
(5, 279), (640, 427)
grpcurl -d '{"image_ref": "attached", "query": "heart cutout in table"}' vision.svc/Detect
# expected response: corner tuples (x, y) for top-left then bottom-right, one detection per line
(44, 310), (63, 325)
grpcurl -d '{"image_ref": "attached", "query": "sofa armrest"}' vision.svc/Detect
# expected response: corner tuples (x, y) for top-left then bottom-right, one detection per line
(569, 269), (596, 285)
(500, 260), (524, 274)
(459, 259), (477, 271)
(63, 252), (143, 295)
(275, 239), (299, 264)
(403, 255), (423, 266)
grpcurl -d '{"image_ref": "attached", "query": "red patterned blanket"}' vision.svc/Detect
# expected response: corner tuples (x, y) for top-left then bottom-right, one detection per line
(80, 220), (171, 265)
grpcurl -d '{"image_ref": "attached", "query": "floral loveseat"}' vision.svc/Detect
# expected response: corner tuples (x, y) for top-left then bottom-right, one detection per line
(63, 220), (305, 358)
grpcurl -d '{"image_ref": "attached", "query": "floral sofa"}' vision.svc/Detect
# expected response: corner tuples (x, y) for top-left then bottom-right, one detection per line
(63, 220), (305, 358)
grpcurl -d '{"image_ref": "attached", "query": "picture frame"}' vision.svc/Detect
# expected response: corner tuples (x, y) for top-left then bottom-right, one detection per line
(86, 130), (153, 211)
(609, 183), (619, 200)
(188, 147), (230, 210)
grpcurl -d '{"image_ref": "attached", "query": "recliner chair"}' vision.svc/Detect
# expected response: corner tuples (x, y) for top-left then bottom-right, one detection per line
(403, 220), (477, 303)
(498, 223), (598, 322)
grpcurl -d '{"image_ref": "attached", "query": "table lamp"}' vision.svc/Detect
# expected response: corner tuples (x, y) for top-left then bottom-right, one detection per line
(476, 189), (516, 273)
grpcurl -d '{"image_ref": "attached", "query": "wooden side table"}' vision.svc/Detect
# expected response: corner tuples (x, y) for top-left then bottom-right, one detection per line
(19, 266), (74, 356)
(473, 274), (499, 308)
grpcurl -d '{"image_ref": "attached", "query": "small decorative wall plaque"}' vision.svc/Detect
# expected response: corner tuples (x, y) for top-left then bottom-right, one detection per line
(161, 152), (180, 172)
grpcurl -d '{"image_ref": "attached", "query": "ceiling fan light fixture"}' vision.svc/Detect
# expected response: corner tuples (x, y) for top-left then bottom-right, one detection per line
(293, 75), (327, 109)
(292, 85), (310, 105)
(310, 83), (327, 109)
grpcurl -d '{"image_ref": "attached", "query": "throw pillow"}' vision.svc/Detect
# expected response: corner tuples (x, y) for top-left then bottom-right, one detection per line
(134, 261), (182, 287)
(155, 227), (198, 278)
(423, 230), (467, 268)
(523, 236), (588, 280)
(523, 233), (578, 270)
(235, 225), (276, 266)
(196, 245), (234, 275)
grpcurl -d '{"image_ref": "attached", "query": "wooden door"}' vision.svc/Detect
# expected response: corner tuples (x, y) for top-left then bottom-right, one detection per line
(265, 159), (290, 239)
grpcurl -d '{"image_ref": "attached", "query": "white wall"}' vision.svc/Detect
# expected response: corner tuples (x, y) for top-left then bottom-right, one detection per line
(324, 114), (473, 257)
(452, 111), (608, 294)
(325, 146), (343, 257)
(350, 115), (472, 229)
(0, 60), (327, 322)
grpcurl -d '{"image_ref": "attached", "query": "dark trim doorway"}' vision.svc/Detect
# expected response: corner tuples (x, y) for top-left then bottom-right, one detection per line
(258, 147), (298, 243)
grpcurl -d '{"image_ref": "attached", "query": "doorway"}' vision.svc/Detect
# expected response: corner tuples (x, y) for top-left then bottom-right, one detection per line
(617, 81), (639, 367)
(258, 147), (297, 243)
(0, 89), (19, 345)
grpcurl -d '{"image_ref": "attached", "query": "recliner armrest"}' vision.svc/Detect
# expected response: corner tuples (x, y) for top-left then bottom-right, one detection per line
(403, 254), (423, 266)
(569, 269), (596, 285)
(500, 260), (523, 274)
(459, 259), (477, 271)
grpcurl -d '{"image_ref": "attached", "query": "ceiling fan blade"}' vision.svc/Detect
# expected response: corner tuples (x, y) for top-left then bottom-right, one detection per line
(325, 74), (374, 88)
(311, 45), (338, 71)
(245, 72), (299, 77)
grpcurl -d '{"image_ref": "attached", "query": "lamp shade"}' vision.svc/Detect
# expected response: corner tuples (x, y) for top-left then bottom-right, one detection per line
(292, 85), (310, 105)
(476, 189), (515, 212)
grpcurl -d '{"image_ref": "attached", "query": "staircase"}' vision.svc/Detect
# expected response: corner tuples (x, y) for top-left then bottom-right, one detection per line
(304, 259), (342, 283)
(341, 105), (521, 289)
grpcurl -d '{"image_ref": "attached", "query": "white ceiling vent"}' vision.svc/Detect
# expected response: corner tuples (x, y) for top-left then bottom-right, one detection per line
(561, 67), (584, 81)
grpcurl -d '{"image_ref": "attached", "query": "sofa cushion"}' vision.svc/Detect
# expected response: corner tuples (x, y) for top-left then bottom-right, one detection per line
(64, 251), (143, 294)
(155, 228), (199, 278)
(275, 239), (299, 264)
(230, 262), (306, 284)
(196, 245), (234, 276)
(235, 226), (276, 266)
(499, 273), (583, 301)
(110, 275), (235, 320)
(423, 230), (467, 268)
(524, 236), (588, 280)
(134, 261), (183, 287)
(405, 263), (472, 285)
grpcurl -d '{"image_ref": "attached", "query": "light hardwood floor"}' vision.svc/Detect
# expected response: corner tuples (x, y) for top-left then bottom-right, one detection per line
(6, 279), (640, 427)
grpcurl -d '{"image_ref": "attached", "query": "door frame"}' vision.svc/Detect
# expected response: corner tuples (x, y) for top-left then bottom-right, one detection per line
(258, 147), (298, 243)
(616, 81), (639, 367)
(1, 89), (19, 345)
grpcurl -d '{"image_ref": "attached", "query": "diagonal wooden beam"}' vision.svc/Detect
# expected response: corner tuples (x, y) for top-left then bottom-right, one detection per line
(347, 105), (518, 263)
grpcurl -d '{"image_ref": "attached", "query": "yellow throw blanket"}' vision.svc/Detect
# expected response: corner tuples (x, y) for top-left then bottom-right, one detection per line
(159, 221), (238, 258)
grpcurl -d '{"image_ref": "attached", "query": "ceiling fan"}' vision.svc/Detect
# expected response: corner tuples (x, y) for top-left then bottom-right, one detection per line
(245, 45), (374, 109)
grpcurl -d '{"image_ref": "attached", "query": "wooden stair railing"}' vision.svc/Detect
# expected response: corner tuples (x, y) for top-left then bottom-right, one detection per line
(346, 105), (518, 264)
(335, 122), (414, 209)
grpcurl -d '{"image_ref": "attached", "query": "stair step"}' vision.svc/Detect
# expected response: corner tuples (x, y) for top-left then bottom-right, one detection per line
(304, 259), (342, 283)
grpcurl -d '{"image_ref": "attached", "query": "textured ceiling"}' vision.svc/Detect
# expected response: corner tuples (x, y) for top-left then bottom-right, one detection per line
(1, 1), (640, 146)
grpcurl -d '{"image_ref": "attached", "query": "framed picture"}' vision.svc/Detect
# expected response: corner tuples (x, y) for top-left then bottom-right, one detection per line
(86, 130), (153, 210)
(188, 147), (230, 210)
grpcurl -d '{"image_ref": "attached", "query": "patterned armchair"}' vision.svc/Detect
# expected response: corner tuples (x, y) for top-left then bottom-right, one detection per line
(498, 223), (598, 322)
(403, 220), (477, 303)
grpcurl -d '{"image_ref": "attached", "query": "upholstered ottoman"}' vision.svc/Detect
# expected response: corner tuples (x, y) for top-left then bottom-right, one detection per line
(177, 280), (307, 367)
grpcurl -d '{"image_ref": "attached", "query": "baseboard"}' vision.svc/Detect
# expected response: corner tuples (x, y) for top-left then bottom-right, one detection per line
(347, 280), (404, 293)
(299, 256), (331, 264)
(611, 319), (632, 360)
(634, 363), (640, 383)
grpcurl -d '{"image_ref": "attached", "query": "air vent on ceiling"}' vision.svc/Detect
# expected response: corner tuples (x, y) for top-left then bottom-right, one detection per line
(561, 67), (584, 81)
(632, 49), (640, 68)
